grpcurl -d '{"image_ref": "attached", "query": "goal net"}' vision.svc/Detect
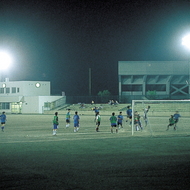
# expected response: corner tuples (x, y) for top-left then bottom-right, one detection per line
(131, 100), (190, 137)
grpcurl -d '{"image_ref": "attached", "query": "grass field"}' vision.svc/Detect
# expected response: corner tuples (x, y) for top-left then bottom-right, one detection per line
(0, 113), (190, 190)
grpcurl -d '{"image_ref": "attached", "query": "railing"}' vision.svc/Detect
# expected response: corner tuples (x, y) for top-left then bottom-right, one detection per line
(43, 95), (190, 112)
(43, 97), (66, 111)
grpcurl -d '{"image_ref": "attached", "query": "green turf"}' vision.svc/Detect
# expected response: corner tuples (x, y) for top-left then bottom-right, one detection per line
(0, 114), (189, 190)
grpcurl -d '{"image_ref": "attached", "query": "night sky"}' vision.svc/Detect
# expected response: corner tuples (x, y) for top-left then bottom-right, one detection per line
(0, 0), (190, 96)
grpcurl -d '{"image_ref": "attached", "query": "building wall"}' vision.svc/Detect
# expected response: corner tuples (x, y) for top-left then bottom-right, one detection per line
(39, 96), (64, 114)
(21, 96), (63, 114)
(118, 61), (189, 99)
(22, 96), (40, 113)
(0, 80), (50, 97)
(118, 61), (188, 75)
(0, 79), (64, 114)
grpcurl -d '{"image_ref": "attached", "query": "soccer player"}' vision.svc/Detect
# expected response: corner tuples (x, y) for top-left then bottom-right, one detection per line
(66, 109), (71, 128)
(117, 111), (123, 128)
(73, 111), (80, 132)
(52, 112), (59, 135)
(95, 112), (101, 132)
(126, 106), (132, 125)
(0, 112), (6, 132)
(134, 111), (143, 131)
(173, 111), (181, 130)
(94, 107), (99, 121)
(110, 112), (118, 133)
(166, 115), (175, 131)
(143, 105), (150, 127)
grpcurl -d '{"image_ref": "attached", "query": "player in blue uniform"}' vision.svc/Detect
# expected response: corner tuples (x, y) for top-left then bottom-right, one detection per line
(173, 111), (181, 130)
(0, 112), (6, 132)
(117, 111), (123, 128)
(73, 111), (80, 132)
(94, 107), (99, 121)
(126, 106), (132, 125)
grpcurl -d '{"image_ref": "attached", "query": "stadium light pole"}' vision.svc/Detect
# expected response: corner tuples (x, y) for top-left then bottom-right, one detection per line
(182, 34), (190, 98)
(0, 51), (12, 81)
(89, 68), (91, 96)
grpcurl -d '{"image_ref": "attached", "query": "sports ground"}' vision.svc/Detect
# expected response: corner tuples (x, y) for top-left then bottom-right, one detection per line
(0, 111), (189, 190)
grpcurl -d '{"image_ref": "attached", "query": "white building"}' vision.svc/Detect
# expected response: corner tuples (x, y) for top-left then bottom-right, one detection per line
(0, 78), (65, 114)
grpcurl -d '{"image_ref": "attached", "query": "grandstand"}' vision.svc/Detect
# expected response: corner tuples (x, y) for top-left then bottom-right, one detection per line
(44, 103), (128, 115)
(44, 100), (190, 118)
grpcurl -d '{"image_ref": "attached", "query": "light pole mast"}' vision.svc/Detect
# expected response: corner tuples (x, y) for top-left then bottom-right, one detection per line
(89, 68), (91, 96)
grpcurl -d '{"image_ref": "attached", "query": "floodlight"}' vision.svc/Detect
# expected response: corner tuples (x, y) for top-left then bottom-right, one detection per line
(182, 34), (190, 50)
(0, 51), (12, 70)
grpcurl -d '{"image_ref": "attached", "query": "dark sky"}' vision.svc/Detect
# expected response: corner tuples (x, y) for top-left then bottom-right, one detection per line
(0, 0), (190, 96)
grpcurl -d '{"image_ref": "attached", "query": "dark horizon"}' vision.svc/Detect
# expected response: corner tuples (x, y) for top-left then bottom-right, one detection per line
(0, 0), (190, 96)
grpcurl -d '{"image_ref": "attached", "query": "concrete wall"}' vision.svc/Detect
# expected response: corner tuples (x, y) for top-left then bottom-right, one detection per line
(22, 96), (39, 113)
(118, 61), (189, 98)
(0, 80), (50, 97)
(118, 61), (188, 75)
(22, 96), (63, 114)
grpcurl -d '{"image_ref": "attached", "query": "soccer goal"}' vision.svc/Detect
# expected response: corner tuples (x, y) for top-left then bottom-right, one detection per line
(131, 100), (190, 137)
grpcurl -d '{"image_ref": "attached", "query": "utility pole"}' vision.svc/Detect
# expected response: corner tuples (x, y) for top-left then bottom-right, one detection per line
(89, 68), (91, 96)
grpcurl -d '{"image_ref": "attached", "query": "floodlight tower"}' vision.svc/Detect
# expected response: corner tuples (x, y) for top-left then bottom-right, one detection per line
(0, 51), (12, 81)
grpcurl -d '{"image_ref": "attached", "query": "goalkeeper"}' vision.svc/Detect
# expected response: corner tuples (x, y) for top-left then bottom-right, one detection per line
(143, 105), (150, 127)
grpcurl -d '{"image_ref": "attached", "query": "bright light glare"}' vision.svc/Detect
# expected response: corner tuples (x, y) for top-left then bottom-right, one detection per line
(0, 51), (12, 70)
(182, 34), (190, 50)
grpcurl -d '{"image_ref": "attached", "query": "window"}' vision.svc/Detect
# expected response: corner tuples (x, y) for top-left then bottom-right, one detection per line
(0, 103), (10, 109)
(0, 88), (4, 94)
(44, 102), (51, 108)
(122, 85), (142, 91)
(6, 88), (10, 93)
(12, 87), (16, 93)
(146, 84), (166, 91)
(17, 88), (20, 93)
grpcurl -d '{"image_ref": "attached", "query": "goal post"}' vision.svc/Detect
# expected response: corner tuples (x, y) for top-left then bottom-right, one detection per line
(131, 99), (190, 137)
